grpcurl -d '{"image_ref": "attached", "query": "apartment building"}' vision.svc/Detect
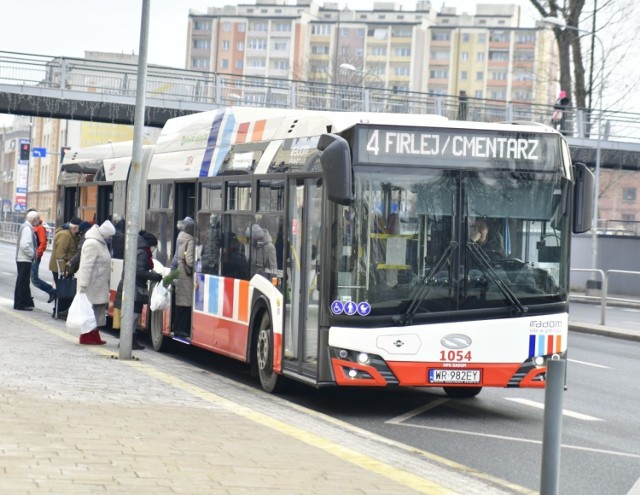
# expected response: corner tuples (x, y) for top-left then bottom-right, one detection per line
(186, 0), (557, 106)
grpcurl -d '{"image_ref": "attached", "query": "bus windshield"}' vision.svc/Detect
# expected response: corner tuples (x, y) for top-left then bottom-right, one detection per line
(330, 167), (570, 318)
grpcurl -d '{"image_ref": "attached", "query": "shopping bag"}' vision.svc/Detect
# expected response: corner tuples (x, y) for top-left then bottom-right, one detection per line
(150, 283), (171, 312)
(66, 292), (97, 335)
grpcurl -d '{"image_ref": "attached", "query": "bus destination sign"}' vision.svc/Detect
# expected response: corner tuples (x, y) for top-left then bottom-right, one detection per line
(355, 127), (558, 169)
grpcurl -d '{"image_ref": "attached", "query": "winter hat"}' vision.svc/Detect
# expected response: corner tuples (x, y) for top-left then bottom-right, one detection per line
(68, 216), (82, 226)
(98, 220), (116, 239)
(78, 221), (92, 234)
(139, 230), (158, 247)
(182, 218), (195, 235)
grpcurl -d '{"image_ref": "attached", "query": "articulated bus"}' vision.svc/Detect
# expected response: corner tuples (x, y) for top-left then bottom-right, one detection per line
(58, 107), (593, 397)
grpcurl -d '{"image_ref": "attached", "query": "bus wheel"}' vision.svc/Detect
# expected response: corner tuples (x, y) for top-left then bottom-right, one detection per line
(443, 386), (482, 399)
(256, 312), (279, 393)
(150, 309), (171, 352)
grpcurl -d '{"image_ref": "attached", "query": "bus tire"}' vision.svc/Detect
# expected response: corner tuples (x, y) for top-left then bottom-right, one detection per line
(150, 308), (172, 352)
(443, 386), (482, 399)
(255, 311), (279, 393)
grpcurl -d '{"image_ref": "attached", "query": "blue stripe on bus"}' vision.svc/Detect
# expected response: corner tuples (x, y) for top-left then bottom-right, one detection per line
(207, 276), (220, 314)
(528, 334), (536, 357)
(538, 335), (545, 356)
(194, 273), (205, 312)
(211, 112), (236, 176)
(199, 110), (225, 177)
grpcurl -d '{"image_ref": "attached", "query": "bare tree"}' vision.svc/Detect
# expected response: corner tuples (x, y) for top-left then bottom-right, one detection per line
(529, 0), (588, 108)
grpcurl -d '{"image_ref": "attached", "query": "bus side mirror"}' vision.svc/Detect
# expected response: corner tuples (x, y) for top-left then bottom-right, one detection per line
(318, 133), (354, 205)
(572, 162), (594, 234)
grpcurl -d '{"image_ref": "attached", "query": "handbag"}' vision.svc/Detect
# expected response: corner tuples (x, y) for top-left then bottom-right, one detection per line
(135, 284), (150, 304)
(57, 276), (77, 300)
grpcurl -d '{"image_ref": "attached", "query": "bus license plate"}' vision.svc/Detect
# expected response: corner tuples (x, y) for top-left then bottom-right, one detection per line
(428, 369), (481, 384)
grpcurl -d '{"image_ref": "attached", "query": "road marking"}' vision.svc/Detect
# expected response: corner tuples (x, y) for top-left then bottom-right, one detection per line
(506, 398), (603, 421)
(568, 358), (611, 369)
(385, 422), (640, 459)
(386, 399), (450, 425)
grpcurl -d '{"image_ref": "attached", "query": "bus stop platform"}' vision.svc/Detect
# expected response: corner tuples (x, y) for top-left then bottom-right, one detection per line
(0, 301), (533, 495)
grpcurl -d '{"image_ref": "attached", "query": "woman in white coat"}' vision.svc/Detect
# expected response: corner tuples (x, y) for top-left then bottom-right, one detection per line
(76, 220), (115, 345)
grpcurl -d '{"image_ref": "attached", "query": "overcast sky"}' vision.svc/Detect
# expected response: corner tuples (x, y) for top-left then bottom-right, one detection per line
(0, 0), (535, 126)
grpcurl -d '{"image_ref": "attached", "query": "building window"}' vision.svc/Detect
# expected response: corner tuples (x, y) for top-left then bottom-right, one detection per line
(193, 38), (211, 50)
(622, 188), (637, 202)
(460, 51), (469, 61)
(431, 51), (449, 60)
(476, 52), (485, 62)
(476, 72), (484, 81)
(237, 23), (246, 33)
(237, 42), (244, 51)
(247, 57), (266, 68)
(370, 46), (387, 56)
(194, 20), (211, 31)
(431, 31), (451, 41)
(192, 58), (210, 68)
(478, 33), (486, 43)
(341, 28), (350, 37)
(357, 28), (365, 37)
(489, 50), (509, 61)
(491, 71), (508, 80)
(460, 71), (468, 80)
(222, 22), (231, 32)
(273, 40), (289, 51)
(311, 24), (331, 36)
(235, 60), (244, 70)
(311, 44), (329, 55)
(430, 69), (449, 79)
(273, 22), (291, 32)
(490, 31), (510, 43)
(394, 47), (411, 57)
(222, 40), (230, 50)
(462, 33), (470, 43)
(271, 59), (290, 71)
(249, 21), (268, 32)
(220, 59), (229, 69)
(248, 38), (267, 50)
(393, 66), (410, 76)
(475, 90), (483, 98)
(491, 90), (507, 100)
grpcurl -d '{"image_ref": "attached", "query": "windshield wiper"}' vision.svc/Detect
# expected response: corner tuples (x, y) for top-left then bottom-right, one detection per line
(466, 242), (528, 314)
(393, 241), (458, 326)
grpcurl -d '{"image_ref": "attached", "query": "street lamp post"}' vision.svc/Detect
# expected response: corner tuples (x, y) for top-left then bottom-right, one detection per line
(542, 16), (604, 271)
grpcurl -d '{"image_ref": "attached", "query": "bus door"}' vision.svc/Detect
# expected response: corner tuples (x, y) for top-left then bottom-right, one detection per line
(284, 177), (323, 378)
(96, 185), (113, 224)
(171, 182), (196, 332)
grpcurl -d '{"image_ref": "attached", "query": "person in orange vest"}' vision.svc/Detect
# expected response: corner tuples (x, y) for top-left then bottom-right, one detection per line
(28, 209), (56, 303)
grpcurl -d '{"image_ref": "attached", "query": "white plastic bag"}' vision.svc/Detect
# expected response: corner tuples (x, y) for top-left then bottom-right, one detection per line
(150, 283), (171, 312)
(66, 292), (97, 335)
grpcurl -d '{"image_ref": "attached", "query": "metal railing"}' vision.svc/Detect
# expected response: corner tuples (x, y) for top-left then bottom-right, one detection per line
(2, 50), (640, 142)
(570, 268), (640, 325)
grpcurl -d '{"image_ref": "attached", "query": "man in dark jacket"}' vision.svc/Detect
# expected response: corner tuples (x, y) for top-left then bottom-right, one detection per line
(114, 231), (162, 350)
(66, 221), (92, 274)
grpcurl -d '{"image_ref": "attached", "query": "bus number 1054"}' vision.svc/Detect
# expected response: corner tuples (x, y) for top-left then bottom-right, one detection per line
(439, 350), (472, 362)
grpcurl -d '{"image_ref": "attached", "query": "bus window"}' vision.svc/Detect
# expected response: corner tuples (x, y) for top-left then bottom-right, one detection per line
(198, 213), (222, 275)
(221, 215), (251, 280)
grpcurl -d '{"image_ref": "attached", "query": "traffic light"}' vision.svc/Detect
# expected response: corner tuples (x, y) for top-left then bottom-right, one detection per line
(19, 143), (30, 161)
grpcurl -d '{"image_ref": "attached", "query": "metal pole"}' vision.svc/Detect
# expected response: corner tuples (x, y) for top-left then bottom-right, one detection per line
(119, 0), (150, 360)
(25, 118), (33, 208)
(591, 36), (604, 271)
(540, 357), (566, 495)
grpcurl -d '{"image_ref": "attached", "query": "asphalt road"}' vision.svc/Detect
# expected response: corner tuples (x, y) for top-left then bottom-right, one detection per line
(2, 242), (639, 495)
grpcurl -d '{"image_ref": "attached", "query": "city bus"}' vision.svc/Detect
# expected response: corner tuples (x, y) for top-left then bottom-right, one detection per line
(143, 107), (593, 397)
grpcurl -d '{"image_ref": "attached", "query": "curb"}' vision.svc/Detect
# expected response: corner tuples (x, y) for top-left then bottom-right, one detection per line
(569, 322), (640, 342)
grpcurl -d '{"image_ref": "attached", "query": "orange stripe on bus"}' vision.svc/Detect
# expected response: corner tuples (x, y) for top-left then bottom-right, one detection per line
(237, 280), (249, 323)
(555, 335), (562, 353)
(252, 119), (266, 142)
(236, 122), (250, 144)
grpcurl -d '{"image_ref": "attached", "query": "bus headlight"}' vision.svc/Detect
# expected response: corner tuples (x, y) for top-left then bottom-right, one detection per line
(533, 356), (546, 368)
(357, 353), (370, 365)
